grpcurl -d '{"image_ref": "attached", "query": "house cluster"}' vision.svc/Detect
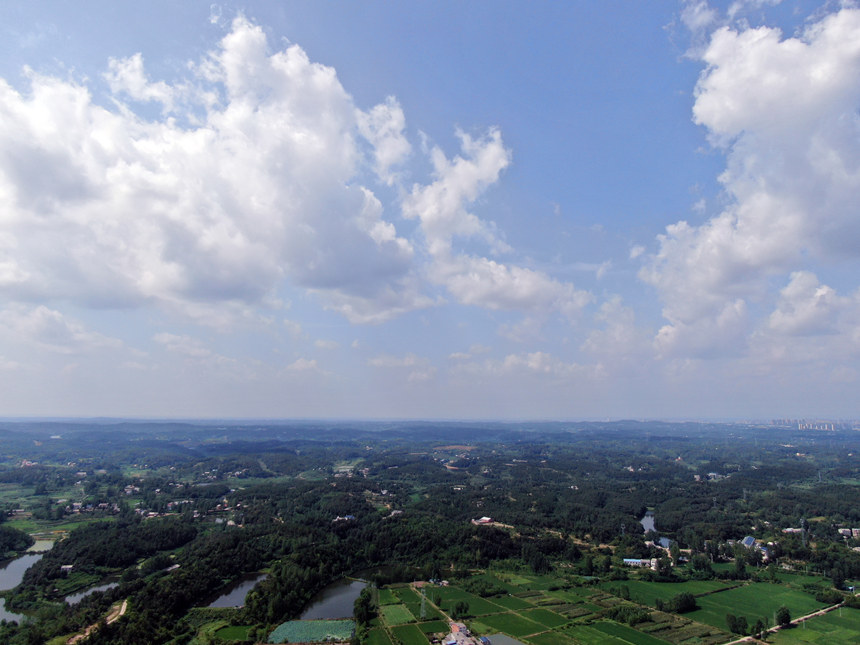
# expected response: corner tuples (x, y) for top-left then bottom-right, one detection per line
(733, 535), (773, 560)
(837, 528), (860, 539)
(444, 622), (491, 645)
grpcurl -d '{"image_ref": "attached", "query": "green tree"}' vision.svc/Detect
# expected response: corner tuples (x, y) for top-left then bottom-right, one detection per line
(776, 605), (791, 628)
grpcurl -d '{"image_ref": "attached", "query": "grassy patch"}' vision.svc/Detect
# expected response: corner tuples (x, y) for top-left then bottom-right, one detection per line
(479, 612), (544, 638)
(591, 621), (672, 645)
(378, 588), (400, 605)
(367, 627), (393, 645)
(213, 625), (250, 641)
(519, 608), (568, 628)
(687, 583), (826, 630)
(769, 606), (860, 644)
(390, 623), (429, 645)
(492, 595), (535, 610)
(417, 620), (448, 634)
(381, 603), (415, 625)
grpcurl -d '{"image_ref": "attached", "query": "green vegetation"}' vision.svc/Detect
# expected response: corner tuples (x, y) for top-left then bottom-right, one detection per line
(268, 619), (355, 643)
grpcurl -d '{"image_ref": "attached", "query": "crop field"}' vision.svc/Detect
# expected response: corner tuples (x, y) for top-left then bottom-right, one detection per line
(687, 583), (826, 630)
(590, 621), (673, 645)
(492, 595), (534, 610)
(519, 607), (568, 628)
(770, 606), (860, 644)
(391, 624), (429, 645)
(213, 625), (250, 641)
(268, 619), (355, 644)
(381, 603), (416, 625)
(478, 612), (544, 638)
(367, 627), (392, 645)
(602, 579), (734, 606)
(377, 588), (400, 605)
(417, 620), (448, 633)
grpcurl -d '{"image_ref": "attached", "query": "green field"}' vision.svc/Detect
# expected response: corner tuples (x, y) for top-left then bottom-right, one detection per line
(381, 603), (416, 625)
(602, 579), (734, 606)
(519, 607), (568, 628)
(390, 623), (429, 645)
(367, 627), (392, 645)
(214, 625), (250, 641)
(687, 583), (826, 630)
(417, 620), (448, 633)
(769, 606), (860, 644)
(590, 621), (672, 645)
(479, 612), (544, 638)
(493, 595), (535, 610)
(378, 588), (400, 605)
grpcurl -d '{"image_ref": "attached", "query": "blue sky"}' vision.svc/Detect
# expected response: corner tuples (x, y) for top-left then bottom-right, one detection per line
(0, 1), (859, 420)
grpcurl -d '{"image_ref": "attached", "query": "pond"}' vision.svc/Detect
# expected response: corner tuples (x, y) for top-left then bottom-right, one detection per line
(65, 580), (119, 605)
(207, 573), (268, 608)
(299, 578), (366, 620)
(640, 510), (656, 533)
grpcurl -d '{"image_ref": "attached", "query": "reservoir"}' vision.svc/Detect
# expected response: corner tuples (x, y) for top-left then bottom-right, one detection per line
(640, 510), (656, 533)
(207, 573), (268, 608)
(299, 578), (366, 620)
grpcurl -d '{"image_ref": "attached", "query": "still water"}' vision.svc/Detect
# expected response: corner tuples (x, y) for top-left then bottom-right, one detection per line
(299, 579), (366, 620)
(207, 573), (268, 608)
(65, 581), (119, 605)
(0, 553), (43, 623)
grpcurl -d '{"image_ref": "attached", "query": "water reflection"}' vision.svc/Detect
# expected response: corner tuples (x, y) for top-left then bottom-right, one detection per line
(207, 573), (267, 608)
(0, 554), (42, 591)
(65, 581), (119, 605)
(300, 579), (366, 620)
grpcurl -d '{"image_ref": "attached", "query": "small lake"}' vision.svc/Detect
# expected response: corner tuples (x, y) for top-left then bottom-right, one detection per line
(299, 578), (366, 620)
(207, 573), (268, 608)
(640, 510), (656, 533)
(65, 580), (119, 605)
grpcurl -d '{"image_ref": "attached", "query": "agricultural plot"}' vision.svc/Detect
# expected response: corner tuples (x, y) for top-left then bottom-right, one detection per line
(492, 595), (535, 610)
(381, 603), (416, 625)
(770, 606), (860, 644)
(519, 607), (568, 628)
(378, 589), (400, 605)
(268, 619), (355, 644)
(687, 583), (827, 630)
(367, 627), (392, 645)
(602, 579), (734, 607)
(417, 620), (449, 633)
(479, 612), (544, 638)
(391, 623), (429, 645)
(214, 625), (250, 641)
(590, 621), (672, 645)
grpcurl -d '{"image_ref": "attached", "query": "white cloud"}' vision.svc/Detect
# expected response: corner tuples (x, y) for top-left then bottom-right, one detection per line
(767, 271), (844, 336)
(0, 305), (122, 354)
(0, 16), (423, 326)
(368, 352), (435, 382)
(643, 7), (860, 357)
(403, 130), (591, 320)
(356, 96), (411, 185)
(314, 339), (339, 350)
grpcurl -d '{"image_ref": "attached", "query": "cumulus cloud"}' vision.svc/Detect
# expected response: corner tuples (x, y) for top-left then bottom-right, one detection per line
(643, 7), (860, 357)
(368, 352), (435, 382)
(403, 130), (591, 320)
(0, 16), (424, 325)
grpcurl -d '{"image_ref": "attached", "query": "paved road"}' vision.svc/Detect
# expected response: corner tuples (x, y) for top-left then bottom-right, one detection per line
(722, 601), (843, 644)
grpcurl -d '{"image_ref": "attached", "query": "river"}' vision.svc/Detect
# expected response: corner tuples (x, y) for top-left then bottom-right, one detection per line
(0, 552), (43, 623)
(65, 580), (120, 605)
